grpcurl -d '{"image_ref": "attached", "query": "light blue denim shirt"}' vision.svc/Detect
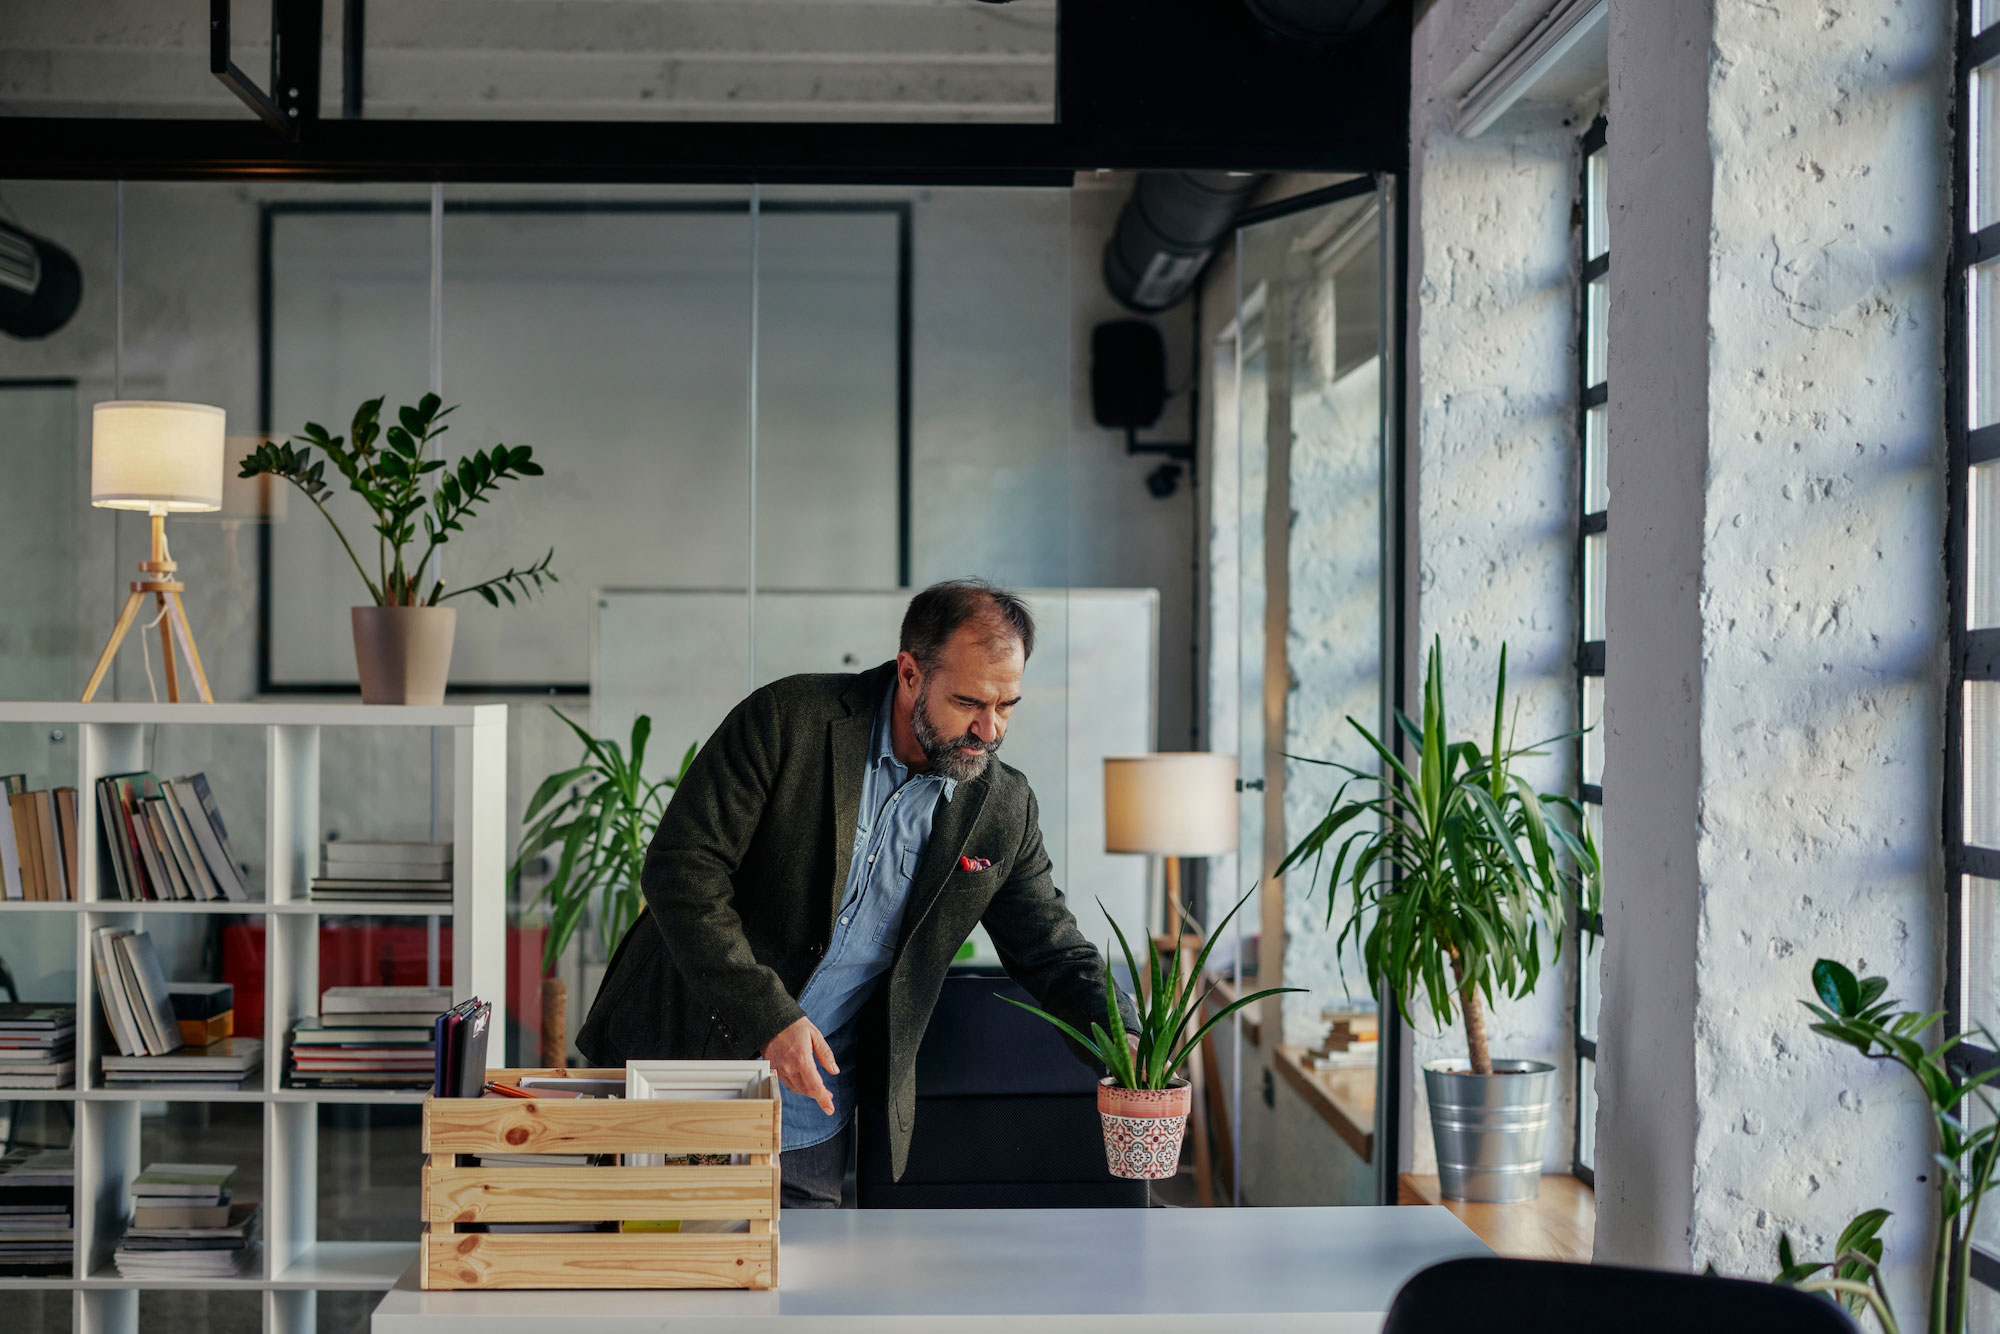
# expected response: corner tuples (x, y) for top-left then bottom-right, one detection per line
(781, 681), (956, 1151)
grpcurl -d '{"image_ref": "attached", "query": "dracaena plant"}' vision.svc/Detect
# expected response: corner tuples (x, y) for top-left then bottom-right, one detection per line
(238, 394), (556, 608)
(512, 707), (696, 973)
(999, 886), (1303, 1090)
(1275, 637), (1599, 1075)
(1770, 958), (2000, 1334)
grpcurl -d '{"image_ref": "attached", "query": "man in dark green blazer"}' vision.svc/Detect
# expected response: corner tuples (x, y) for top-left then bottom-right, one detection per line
(578, 579), (1133, 1206)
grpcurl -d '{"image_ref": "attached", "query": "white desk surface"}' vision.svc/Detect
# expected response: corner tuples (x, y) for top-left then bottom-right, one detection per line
(370, 1206), (1489, 1334)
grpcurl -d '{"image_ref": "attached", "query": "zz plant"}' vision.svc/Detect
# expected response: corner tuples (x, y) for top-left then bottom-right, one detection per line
(1770, 959), (2000, 1334)
(239, 393), (556, 608)
(1276, 637), (1598, 1074)
(513, 707), (696, 973)
(999, 886), (1302, 1090)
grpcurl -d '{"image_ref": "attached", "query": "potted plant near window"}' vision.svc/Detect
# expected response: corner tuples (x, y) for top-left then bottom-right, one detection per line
(512, 707), (695, 1066)
(237, 394), (556, 704)
(1278, 638), (1599, 1202)
(1000, 887), (1302, 1180)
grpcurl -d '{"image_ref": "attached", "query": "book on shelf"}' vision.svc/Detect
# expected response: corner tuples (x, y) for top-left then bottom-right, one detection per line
(118, 1167), (255, 1278)
(95, 771), (250, 902)
(55, 787), (78, 899)
(102, 1036), (261, 1078)
(90, 928), (185, 1058)
(322, 839), (451, 870)
(0, 789), (19, 902)
(286, 988), (451, 1091)
(168, 982), (233, 1019)
(0, 1148), (74, 1274)
(5, 790), (61, 902)
(0, 1002), (77, 1088)
(320, 986), (453, 1015)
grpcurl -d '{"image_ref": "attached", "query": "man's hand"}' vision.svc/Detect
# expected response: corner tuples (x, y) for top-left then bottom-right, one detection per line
(762, 1015), (839, 1115)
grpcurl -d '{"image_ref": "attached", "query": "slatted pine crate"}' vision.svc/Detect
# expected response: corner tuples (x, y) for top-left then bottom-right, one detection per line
(419, 1066), (781, 1290)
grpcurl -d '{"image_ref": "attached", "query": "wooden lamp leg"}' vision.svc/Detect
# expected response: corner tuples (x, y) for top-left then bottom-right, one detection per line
(164, 591), (213, 703)
(155, 593), (181, 703)
(81, 589), (148, 703)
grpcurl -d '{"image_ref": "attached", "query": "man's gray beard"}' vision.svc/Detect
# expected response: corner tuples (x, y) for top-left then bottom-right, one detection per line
(911, 685), (1000, 783)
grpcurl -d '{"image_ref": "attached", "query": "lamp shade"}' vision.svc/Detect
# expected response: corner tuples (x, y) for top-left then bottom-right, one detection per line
(90, 401), (225, 512)
(1103, 753), (1239, 856)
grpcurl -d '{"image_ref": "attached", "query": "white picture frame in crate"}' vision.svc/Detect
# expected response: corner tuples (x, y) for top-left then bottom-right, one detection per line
(622, 1059), (774, 1232)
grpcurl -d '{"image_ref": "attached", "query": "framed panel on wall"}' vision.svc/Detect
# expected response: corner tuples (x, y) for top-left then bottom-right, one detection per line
(257, 199), (911, 693)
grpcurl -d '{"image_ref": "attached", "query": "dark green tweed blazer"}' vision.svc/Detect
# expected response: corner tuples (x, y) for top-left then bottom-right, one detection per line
(576, 660), (1130, 1179)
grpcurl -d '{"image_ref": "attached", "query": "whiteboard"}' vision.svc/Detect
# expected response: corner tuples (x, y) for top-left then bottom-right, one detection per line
(592, 588), (1159, 962)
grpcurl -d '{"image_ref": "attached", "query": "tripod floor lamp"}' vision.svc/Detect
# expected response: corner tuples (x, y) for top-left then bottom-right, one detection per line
(81, 401), (225, 703)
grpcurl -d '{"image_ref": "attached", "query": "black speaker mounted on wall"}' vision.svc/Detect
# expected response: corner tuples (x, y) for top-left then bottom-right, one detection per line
(1091, 319), (1192, 498)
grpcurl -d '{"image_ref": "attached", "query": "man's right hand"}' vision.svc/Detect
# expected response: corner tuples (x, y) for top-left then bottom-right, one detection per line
(762, 1015), (839, 1116)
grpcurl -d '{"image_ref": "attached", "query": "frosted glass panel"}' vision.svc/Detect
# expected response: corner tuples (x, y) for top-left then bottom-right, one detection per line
(1969, 682), (2000, 847)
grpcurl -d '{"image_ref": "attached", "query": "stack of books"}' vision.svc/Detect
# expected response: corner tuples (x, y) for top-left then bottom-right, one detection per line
(287, 986), (452, 1090)
(0, 775), (78, 902)
(310, 840), (451, 904)
(0, 1003), (76, 1089)
(94, 771), (250, 902)
(0, 1148), (73, 1275)
(93, 927), (261, 1089)
(114, 1164), (257, 1279)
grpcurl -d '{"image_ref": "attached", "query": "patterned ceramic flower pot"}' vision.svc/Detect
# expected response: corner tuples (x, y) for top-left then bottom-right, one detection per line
(1097, 1077), (1192, 1180)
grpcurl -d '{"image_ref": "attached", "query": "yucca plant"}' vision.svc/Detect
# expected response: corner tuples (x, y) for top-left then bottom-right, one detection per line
(513, 707), (696, 974)
(998, 886), (1303, 1089)
(1276, 637), (1599, 1074)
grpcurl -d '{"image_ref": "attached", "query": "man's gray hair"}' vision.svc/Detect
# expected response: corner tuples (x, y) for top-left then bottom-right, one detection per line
(899, 578), (1036, 672)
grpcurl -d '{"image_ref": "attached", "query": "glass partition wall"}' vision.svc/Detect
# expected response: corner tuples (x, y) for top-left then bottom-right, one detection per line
(1207, 179), (1396, 1208)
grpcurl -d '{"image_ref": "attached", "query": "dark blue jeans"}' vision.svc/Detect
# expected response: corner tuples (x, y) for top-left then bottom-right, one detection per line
(780, 1121), (851, 1209)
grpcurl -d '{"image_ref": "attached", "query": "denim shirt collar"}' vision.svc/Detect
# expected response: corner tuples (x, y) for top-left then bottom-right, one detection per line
(873, 678), (956, 803)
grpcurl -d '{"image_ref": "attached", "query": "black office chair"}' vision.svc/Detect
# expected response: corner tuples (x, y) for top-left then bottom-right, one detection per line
(855, 967), (1146, 1208)
(1382, 1256), (1861, 1334)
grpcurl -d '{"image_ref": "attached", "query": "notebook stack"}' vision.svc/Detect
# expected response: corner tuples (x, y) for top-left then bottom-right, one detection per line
(114, 1164), (257, 1279)
(0, 1003), (76, 1089)
(0, 775), (78, 902)
(94, 771), (250, 902)
(0, 1149), (73, 1275)
(287, 986), (451, 1090)
(310, 840), (451, 904)
(94, 927), (262, 1089)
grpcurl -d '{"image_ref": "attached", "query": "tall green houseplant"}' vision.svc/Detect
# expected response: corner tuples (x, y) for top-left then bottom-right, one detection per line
(513, 708), (694, 1063)
(1277, 637), (1599, 1074)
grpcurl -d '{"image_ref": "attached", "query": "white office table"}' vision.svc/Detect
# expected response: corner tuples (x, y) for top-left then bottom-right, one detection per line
(370, 1206), (1489, 1333)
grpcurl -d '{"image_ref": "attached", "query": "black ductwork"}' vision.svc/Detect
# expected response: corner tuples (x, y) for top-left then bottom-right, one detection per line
(1103, 171), (1264, 314)
(0, 221), (83, 340)
(1242, 0), (1399, 43)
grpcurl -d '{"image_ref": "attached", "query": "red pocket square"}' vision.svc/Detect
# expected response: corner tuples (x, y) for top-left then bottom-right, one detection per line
(958, 855), (992, 873)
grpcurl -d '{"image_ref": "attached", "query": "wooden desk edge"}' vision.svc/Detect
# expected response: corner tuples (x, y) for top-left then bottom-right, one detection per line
(1397, 1172), (1595, 1264)
(1273, 1045), (1373, 1162)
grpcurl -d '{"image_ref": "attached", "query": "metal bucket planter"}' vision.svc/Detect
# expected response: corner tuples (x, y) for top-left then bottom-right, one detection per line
(1097, 1078), (1191, 1180)
(1422, 1059), (1556, 1203)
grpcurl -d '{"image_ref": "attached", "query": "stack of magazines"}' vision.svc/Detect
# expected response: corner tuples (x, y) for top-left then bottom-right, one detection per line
(0, 1003), (75, 1089)
(0, 1149), (72, 1275)
(114, 1163), (257, 1279)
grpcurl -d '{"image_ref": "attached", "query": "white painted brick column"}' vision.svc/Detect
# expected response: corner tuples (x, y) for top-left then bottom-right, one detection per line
(1600, 0), (1950, 1309)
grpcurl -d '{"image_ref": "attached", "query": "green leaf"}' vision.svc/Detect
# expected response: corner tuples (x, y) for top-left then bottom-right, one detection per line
(1814, 959), (1861, 1017)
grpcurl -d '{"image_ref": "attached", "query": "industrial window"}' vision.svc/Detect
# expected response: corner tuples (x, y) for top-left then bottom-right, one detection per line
(1573, 114), (1607, 1183)
(1951, 0), (2000, 1308)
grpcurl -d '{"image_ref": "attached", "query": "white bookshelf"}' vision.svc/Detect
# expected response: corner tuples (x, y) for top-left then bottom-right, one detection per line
(0, 702), (508, 1334)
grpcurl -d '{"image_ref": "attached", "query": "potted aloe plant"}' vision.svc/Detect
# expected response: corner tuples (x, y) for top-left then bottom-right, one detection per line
(238, 394), (556, 704)
(512, 707), (695, 1066)
(1001, 887), (1301, 1180)
(1278, 637), (1599, 1201)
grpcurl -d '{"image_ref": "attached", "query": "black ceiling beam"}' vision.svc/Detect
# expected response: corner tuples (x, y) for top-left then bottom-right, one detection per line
(0, 119), (1397, 185)
(210, 0), (324, 140)
(4, 0), (1410, 185)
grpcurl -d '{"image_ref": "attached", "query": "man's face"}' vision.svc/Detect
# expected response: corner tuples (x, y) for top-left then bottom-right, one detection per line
(899, 626), (1025, 783)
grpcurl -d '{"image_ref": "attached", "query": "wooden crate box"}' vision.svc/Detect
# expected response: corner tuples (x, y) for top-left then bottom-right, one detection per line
(419, 1066), (781, 1291)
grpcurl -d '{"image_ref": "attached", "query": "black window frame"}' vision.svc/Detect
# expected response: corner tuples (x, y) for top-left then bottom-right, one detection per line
(1573, 112), (1607, 1186)
(1950, 0), (2000, 1306)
